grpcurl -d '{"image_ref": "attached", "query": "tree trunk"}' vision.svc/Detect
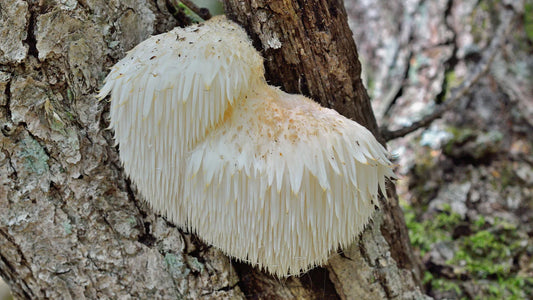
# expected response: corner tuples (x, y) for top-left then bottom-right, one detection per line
(0, 0), (426, 299)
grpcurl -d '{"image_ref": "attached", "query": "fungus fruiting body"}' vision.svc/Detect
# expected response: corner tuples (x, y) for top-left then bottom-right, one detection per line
(98, 16), (395, 277)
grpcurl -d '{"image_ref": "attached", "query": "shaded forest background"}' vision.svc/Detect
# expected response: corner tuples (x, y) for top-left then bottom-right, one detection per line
(346, 0), (533, 298)
(1, 0), (532, 299)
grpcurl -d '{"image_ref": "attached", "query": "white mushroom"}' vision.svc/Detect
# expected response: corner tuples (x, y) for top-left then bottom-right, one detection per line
(98, 16), (395, 277)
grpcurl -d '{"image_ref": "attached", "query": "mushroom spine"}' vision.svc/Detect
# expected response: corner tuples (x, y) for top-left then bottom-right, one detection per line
(97, 16), (396, 277)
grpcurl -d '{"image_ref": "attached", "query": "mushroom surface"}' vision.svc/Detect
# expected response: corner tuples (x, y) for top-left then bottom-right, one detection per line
(98, 16), (395, 277)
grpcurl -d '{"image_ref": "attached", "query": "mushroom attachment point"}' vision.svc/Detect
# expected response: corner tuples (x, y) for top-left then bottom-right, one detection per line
(97, 16), (396, 277)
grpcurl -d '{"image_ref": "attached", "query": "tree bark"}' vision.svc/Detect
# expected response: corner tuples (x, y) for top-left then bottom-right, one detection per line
(0, 0), (425, 299)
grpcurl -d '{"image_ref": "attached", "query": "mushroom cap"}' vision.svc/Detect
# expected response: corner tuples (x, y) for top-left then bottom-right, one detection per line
(98, 16), (264, 212)
(98, 16), (395, 277)
(187, 83), (395, 276)
(98, 15), (264, 158)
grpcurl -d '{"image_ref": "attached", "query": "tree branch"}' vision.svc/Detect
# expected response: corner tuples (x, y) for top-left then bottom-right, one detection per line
(168, 0), (212, 21)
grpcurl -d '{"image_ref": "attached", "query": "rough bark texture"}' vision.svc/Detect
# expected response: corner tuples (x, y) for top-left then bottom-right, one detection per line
(346, 1), (532, 298)
(0, 0), (425, 299)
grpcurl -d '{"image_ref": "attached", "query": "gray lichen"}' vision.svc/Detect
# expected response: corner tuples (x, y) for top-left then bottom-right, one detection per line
(0, 0), (29, 64)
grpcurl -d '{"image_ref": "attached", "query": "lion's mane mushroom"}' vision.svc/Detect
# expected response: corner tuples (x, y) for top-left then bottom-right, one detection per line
(98, 16), (395, 277)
